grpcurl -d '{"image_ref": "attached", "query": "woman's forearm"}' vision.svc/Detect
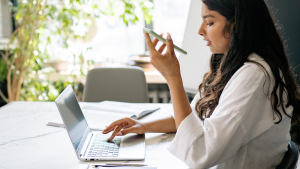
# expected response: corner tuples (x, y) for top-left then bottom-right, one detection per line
(167, 76), (193, 129)
(142, 31), (192, 130)
(144, 115), (177, 133)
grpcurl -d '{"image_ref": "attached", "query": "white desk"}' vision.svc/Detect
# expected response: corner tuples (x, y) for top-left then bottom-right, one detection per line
(0, 102), (188, 169)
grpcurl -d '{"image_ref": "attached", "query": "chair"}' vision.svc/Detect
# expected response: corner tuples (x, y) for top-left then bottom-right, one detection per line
(275, 141), (299, 169)
(82, 66), (149, 103)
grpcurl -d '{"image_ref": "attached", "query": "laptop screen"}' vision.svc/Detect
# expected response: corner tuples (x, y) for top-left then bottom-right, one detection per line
(55, 85), (89, 151)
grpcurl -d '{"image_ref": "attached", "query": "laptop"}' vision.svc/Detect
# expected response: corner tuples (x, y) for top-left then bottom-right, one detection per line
(55, 85), (145, 161)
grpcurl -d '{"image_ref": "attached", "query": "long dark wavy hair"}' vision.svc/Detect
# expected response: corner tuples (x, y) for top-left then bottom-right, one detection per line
(195, 0), (300, 124)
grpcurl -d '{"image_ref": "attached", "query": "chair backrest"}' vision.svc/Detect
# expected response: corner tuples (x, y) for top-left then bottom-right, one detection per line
(275, 140), (299, 169)
(82, 66), (149, 103)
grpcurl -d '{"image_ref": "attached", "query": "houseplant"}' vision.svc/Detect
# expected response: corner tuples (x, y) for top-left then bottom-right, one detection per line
(0, 0), (153, 102)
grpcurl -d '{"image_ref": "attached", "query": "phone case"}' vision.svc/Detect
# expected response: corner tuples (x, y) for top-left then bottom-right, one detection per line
(143, 28), (187, 55)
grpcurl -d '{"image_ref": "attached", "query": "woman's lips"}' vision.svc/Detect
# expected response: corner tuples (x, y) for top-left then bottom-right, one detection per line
(206, 41), (211, 46)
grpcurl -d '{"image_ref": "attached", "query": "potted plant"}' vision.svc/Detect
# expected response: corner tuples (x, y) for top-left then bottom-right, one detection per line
(0, 0), (153, 103)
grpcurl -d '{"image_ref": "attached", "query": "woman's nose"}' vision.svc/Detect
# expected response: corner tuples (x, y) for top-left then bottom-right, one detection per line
(198, 25), (205, 36)
(198, 27), (204, 36)
(198, 30), (204, 36)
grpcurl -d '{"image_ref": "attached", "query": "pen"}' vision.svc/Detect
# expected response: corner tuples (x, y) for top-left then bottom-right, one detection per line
(91, 163), (148, 167)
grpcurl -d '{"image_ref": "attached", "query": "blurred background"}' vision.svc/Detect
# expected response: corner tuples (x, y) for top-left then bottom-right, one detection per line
(0, 0), (190, 105)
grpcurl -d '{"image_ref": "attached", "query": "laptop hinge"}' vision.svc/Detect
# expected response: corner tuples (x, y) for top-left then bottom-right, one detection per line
(76, 128), (91, 158)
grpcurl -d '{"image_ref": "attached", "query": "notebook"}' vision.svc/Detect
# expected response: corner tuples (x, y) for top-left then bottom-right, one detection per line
(48, 101), (160, 130)
(82, 101), (160, 119)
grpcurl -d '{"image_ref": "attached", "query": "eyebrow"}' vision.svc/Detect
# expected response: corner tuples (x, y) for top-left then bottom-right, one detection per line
(203, 15), (215, 19)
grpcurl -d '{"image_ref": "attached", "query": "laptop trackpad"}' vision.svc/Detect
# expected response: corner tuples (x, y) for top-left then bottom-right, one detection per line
(119, 134), (145, 159)
(123, 134), (144, 147)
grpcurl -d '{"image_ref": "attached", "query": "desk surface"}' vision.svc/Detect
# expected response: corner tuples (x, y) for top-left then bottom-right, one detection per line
(0, 101), (187, 169)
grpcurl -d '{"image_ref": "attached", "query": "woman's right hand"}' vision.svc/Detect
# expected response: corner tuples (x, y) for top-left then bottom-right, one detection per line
(102, 117), (147, 141)
(143, 31), (181, 82)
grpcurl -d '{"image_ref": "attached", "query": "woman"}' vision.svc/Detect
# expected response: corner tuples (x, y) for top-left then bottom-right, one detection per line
(103, 0), (300, 168)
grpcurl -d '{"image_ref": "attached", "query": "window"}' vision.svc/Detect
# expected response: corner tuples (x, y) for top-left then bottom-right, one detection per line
(57, 0), (190, 65)
(153, 0), (190, 57)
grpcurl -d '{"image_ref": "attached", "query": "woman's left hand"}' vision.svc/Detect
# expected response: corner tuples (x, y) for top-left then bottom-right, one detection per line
(143, 31), (181, 82)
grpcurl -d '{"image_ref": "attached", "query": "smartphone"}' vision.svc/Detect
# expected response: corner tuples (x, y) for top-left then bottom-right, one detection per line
(143, 28), (187, 55)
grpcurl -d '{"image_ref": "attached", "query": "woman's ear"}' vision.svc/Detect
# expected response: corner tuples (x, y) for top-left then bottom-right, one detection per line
(224, 22), (235, 39)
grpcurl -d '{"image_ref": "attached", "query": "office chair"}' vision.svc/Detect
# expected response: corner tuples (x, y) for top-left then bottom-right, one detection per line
(82, 66), (149, 103)
(275, 140), (299, 169)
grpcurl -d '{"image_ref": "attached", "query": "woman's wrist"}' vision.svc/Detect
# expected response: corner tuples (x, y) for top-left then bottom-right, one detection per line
(166, 76), (184, 90)
(141, 121), (149, 133)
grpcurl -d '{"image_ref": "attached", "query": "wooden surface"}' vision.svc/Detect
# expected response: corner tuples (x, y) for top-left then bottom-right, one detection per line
(41, 70), (167, 84)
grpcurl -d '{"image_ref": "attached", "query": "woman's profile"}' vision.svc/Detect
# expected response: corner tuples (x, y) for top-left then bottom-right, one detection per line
(103, 0), (300, 168)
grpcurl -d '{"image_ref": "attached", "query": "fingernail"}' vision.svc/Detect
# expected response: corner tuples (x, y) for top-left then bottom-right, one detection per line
(116, 132), (122, 136)
(167, 32), (172, 40)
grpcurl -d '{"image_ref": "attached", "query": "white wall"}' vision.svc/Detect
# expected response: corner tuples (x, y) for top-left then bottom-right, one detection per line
(179, 0), (212, 94)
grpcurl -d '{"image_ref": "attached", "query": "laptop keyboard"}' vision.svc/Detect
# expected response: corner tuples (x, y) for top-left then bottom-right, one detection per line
(87, 133), (121, 158)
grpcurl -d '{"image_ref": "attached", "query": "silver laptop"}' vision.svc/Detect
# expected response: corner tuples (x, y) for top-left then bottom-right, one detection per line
(55, 85), (145, 161)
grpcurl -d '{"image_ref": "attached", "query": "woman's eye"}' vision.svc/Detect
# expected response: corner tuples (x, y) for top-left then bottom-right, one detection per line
(207, 23), (214, 26)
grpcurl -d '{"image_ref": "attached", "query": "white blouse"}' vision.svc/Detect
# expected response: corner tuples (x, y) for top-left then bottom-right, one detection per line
(167, 53), (293, 169)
